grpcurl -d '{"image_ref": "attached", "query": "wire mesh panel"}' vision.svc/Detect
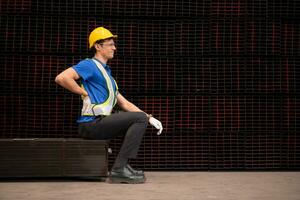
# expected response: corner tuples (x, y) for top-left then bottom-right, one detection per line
(0, 0), (299, 170)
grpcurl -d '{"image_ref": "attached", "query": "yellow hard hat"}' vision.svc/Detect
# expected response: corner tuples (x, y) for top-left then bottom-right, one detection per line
(88, 27), (118, 48)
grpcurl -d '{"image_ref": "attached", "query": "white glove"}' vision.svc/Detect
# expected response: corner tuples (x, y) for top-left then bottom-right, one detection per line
(81, 96), (93, 115)
(149, 116), (163, 135)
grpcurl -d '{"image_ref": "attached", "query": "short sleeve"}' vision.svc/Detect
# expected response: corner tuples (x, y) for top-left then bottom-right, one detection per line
(72, 59), (94, 81)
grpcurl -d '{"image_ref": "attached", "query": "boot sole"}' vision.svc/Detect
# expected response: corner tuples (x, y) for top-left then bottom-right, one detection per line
(108, 176), (146, 184)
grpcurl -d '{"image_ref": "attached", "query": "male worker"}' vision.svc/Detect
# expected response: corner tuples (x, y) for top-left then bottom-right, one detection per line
(55, 27), (163, 184)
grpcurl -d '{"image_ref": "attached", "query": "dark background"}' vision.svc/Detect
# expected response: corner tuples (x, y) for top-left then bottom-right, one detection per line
(0, 0), (299, 170)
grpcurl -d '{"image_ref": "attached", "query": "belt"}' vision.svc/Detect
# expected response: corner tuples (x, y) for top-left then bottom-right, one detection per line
(95, 115), (107, 120)
(79, 115), (106, 126)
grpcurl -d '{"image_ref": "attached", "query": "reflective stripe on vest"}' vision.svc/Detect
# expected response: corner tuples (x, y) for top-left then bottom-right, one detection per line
(81, 58), (118, 116)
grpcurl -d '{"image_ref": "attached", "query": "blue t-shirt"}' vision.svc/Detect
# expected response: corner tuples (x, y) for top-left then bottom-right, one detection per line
(73, 58), (118, 123)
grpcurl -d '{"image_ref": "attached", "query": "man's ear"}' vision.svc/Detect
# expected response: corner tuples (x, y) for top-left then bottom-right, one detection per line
(94, 43), (102, 51)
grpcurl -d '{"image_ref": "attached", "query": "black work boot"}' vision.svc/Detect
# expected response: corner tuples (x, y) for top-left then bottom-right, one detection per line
(108, 166), (145, 184)
(126, 164), (144, 176)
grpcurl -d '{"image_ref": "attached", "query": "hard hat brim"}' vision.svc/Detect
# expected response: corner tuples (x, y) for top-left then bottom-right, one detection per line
(89, 35), (118, 48)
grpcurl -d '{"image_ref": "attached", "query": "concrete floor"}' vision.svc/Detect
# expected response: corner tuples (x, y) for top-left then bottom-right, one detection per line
(0, 172), (299, 200)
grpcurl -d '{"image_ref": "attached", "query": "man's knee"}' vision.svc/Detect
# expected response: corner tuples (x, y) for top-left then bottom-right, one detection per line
(135, 112), (148, 124)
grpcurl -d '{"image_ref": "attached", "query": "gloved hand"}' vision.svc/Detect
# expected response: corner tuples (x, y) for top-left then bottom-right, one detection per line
(81, 95), (93, 115)
(149, 116), (163, 135)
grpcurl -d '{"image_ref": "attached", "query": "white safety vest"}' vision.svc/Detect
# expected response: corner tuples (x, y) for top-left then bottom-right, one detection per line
(81, 58), (118, 116)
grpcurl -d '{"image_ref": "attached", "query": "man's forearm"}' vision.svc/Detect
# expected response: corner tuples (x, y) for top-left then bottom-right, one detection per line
(120, 102), (151, 118)
(120, 101), (141, 112)
(55, 77), (87, 96)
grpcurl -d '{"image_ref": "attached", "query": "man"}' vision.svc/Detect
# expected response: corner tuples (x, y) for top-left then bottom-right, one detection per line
(55, 27), (163, 184)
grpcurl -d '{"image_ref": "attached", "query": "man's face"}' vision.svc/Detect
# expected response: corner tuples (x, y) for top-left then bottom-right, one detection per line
(96, 39), (116, 60)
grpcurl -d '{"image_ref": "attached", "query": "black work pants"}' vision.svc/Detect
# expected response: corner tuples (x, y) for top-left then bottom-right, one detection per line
(78, 112), (148, 170)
